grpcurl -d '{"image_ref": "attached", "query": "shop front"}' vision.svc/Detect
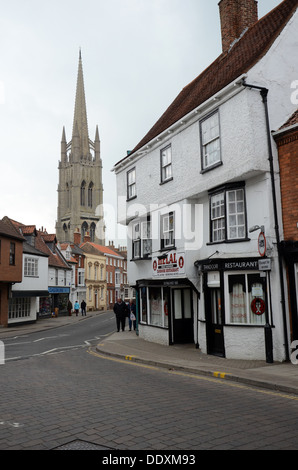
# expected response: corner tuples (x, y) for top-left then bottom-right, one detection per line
(195, 257), (273, 360)
(136, 251), (199, 346)
(40, 287), (70, 316)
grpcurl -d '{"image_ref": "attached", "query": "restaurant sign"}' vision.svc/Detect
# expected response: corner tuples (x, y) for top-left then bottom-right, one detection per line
(196, 257), (261, 273)
(153, 251), (185, 277)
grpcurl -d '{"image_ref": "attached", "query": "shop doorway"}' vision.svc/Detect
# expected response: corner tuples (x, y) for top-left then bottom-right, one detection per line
(205, 286), (225, 357)
(171, 288), (193, 344)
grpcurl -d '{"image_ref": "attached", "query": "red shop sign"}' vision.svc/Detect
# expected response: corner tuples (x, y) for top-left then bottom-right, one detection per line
(251, 298), (265, 316)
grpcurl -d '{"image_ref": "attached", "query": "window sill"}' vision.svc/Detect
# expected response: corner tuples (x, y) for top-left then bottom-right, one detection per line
(131, 256), (152, 262)
(139, 322), (168, 330)
(207, 238), (250, 245)
(159, 246), (176, 253)
(160, 177), (173, 186)
(225, 323), (274, 328)
(126, 195), (137, 202)
(201, 161), (223, 174)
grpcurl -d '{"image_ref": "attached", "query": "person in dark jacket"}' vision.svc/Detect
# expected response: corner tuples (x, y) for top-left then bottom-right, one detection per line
(81, 300), (86, 316)
(113, 298), (128, 332)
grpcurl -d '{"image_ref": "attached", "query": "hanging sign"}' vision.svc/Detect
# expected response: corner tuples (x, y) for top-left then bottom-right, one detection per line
(251, 298), (266, 316)
(258, 232), (266, 257)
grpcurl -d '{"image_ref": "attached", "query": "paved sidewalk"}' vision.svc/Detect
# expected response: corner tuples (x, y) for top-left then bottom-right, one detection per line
(0, 310), (105, 338)
(2, 313), (298, 396)
(95, 330), (298, 397)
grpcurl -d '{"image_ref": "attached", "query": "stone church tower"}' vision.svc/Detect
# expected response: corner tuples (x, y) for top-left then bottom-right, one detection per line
(56, 51), (105, 244)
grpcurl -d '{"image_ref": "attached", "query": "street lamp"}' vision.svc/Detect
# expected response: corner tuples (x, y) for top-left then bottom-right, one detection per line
(249, 225), (265, 234)
(250, 224), (273, 363)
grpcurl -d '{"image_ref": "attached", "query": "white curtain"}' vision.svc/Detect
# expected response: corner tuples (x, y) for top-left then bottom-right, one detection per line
(230, 283), (247, 324)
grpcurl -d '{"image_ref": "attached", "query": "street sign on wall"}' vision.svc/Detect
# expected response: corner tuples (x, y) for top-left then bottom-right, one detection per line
(258, 258), (271, 271)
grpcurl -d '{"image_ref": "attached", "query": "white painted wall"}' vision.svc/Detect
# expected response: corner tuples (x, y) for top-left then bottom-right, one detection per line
(13, 254), (48, 292)
(114, 8), (298, 361)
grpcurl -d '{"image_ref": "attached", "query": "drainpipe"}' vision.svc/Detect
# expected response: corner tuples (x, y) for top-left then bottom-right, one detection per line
(135, 287), (139, 336)
(242, 79), (289, 362)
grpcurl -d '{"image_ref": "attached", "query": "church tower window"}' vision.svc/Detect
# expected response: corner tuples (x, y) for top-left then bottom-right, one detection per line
(81, 181), (86, 206)
(88, 182), (94, 208)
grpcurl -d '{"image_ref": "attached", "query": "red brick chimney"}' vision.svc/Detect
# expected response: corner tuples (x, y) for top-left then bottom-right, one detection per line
(73, 228), (81, 245)
(219, 0), (258, 52)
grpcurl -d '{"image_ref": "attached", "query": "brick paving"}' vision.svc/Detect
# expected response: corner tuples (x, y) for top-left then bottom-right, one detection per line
(1, 346), (298, 450)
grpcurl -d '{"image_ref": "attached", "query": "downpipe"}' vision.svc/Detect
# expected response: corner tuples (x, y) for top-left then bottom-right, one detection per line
(242, 79), (289, 362)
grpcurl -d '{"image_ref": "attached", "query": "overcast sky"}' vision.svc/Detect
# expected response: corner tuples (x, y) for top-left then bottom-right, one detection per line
(0, 0), (281, 245)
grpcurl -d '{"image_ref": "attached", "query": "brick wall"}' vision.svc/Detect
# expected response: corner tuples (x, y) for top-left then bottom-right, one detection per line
(275, 129), (298, 240)
(0, 284), (9, 327)
(219, 0), (258, 52)
(0, 236), (23, 326)
(0, 237), (23, 283)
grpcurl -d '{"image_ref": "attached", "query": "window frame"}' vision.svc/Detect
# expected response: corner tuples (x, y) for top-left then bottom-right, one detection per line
(127, 168), (136, 201)
(160, 145), (173, 184)
(200, 110), (222, 172)
(88, 182), (94, 208)
(80, 181), (86, 206)
(139, 286), (169, 329)
(209, 183), (248, 244)
(132, 217), (152, 260)
(9, 297), (31, 319)
(160, 212), (175, 250)
(24, 257), (39, 277)
(225, 271), (268, 326)
(9, 242), (15, 266)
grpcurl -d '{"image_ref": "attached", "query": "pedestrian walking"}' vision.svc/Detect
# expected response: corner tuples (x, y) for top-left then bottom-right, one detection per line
(74, 300), (80, 316)
(128, 299), (136, 331)
(113, 298), (128, 332)
(67, 300), (72, 316)
(81, 300), (86, 316)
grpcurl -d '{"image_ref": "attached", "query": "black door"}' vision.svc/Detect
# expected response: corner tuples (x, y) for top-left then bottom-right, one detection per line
(171, 288), (193, 344)
(206, 287), (225, 357)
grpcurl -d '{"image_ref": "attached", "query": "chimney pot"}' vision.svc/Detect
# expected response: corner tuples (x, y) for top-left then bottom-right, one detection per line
(84, 231), (91, 243)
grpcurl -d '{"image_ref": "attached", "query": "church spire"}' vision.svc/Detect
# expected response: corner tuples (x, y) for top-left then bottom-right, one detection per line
(72, 49), (90, 158)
